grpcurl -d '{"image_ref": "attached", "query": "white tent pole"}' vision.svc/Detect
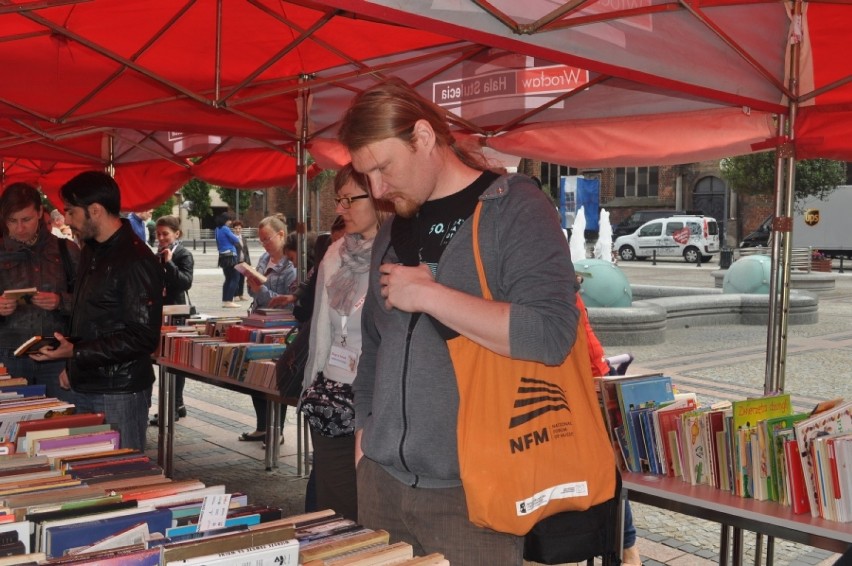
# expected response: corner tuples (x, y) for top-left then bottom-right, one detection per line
(764, 118), (785, 390)
(296, 79), (310, 283)
(766, 0), (803, 393)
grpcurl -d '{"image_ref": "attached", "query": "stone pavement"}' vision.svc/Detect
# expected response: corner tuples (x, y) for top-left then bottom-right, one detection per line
(145, 241), (851, 565)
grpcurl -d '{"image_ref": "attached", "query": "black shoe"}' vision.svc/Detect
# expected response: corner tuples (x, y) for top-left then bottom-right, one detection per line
(149, 406), (186, 426)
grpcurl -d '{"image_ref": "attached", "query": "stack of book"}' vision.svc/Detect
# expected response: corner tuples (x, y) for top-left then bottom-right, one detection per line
(0, 365), (27, 388)
(0, 385), (75, 448)
(0, 406), (451, 563)
(596, 373), (852, 523)
(160, 332), (288, 388)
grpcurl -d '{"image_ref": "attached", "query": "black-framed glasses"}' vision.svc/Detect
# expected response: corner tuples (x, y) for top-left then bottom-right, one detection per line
(334, 195), (370, 209)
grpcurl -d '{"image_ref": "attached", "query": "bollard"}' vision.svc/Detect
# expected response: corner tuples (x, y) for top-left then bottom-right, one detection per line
(652, 250), (656, 266)
(696, 253), (702, 267)
(840, 256), (845, 274)
(203, 240), (207, 254)
(192, 238), (197, 251)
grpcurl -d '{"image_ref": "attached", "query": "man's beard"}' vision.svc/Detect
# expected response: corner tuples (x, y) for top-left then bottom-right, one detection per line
(387, 195), (421, 219)
(73, 216), (97, 241)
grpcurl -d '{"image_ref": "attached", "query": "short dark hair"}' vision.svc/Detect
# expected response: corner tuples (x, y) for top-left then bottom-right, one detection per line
(60, 171), (121, 216)
(156, 215), (182, 236)
(0, 182), (43, 223)
(231, 219), (243, 228)
(214, 211), (233, 228)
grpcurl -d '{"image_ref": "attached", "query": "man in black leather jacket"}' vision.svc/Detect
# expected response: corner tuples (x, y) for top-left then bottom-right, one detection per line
(33, 171), (164, 451)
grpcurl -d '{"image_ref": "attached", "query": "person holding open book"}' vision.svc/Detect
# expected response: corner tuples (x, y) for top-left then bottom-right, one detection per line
(239, 213), (297, 443)
(299, 164), (392, 521)
(0, 183), (80, 402)
(31, 171), (164, 452)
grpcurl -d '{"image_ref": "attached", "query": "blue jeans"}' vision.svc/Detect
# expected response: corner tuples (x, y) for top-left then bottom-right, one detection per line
(71, 388), (151, 452)
(623, 499), (637, 548)
(0, 351), (72, 403)
(221, 264), (240, 302)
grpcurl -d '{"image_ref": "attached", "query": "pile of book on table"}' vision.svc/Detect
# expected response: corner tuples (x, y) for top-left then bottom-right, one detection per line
(597, 373), (852, 523)
(158, 310), (299, 390)
(0, 408), (449, 564)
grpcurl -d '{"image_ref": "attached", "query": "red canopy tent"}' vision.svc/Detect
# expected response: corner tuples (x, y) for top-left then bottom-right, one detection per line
(2, 0), (851, 386)
(0, 0), (781, 209)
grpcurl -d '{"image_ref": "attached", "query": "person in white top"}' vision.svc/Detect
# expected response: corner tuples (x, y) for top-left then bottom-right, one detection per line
(49, 209), (74, 240)
(299, 163), (392, 521)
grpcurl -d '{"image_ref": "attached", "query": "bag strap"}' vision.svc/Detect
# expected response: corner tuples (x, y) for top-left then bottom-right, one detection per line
(470, 201), (492, 301)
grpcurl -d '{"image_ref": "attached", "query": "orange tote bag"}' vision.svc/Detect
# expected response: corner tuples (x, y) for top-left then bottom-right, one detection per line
(446, 203), (616, 535)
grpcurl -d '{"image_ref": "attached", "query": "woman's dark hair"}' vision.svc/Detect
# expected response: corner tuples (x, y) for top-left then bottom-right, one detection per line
(0, 182), (43, 223)
(59, 171), (121, 216)
(214, 211), (233, 228)
(156, 215), (182, 237)
(231, 219), (244, 228)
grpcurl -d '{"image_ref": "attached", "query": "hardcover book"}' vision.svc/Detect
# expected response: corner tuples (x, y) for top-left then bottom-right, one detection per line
(234, 262), (267, 284)
(793, 400), (852, 518)
(616, 375), (674, 472)
(44, 508), (172, 558)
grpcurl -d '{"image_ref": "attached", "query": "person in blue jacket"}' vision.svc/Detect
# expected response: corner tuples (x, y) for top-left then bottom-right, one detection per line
(215, 212), (242, 308)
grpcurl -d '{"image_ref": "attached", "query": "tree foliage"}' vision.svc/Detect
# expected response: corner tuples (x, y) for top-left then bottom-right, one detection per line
(720, 152), (846, 202)
(179, 178), (213, 220)
(152, 197), (175, 220)
(215, 187), (253, 218)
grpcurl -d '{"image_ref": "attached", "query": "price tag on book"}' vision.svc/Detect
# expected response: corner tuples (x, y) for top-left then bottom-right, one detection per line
(197, 493), (232, 531)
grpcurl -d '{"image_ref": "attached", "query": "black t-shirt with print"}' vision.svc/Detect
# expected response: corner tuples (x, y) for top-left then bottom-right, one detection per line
(390, 170), (499, 272)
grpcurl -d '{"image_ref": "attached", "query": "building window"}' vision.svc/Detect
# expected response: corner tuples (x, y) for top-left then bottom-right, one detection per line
(615, 167), (659, 198)
(541, 162), (578, 198)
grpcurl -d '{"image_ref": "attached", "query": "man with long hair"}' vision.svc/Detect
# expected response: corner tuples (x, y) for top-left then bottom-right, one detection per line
(340, 78), (578, 565)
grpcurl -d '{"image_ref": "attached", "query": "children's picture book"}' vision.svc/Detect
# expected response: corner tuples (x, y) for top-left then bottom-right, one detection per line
(616, 375), (674, 472)
(793, 400), (852, 518)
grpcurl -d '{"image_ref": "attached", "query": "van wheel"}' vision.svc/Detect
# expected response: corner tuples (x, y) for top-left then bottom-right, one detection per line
(683, 247), (701, 263)
(619, 245), (636, 261)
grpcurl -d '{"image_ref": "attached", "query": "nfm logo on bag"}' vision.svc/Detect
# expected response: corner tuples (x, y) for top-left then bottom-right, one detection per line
(510, 375), (591, 517)
(509, 376), (574, 453)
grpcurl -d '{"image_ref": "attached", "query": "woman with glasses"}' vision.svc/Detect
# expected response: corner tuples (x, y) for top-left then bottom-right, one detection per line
(299, 164), (392, 521)
(239, 213), (298, 443)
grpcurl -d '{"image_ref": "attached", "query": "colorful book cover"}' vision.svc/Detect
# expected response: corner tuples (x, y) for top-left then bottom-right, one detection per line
(616, 375), (674, 472)
(654, 398), (698, 478)
(793, 400), (852, 518)
(682, 409), (710, 486)
(34, 430), (120, 455)
(784, 439), (811, 515)
(761, 413), (807, 502)
(731, 393), (792, 432)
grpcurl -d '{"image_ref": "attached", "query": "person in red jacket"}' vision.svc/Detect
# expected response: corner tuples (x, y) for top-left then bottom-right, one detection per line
(576, 275), (641, 566)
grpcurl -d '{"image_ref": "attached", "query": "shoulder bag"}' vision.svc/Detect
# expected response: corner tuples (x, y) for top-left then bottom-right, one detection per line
(446, 201), (617, 536)
(276, 322), (310, 401)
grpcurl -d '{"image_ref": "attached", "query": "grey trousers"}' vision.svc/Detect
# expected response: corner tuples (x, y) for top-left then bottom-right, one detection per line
(356, 457), (524, 566)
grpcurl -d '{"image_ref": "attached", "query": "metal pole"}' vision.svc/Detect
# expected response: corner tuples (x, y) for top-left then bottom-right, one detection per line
(770, 0), (803, 394)
(296, 77), (310, 283)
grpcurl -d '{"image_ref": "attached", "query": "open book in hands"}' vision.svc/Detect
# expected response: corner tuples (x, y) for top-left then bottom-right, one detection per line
(3, 287), (38, 303)
(234, 262), (267, 284)
(14, 335), (79, 357)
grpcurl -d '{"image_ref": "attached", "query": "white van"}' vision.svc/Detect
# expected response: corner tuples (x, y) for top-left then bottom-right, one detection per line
(614, 215), (720, 263)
